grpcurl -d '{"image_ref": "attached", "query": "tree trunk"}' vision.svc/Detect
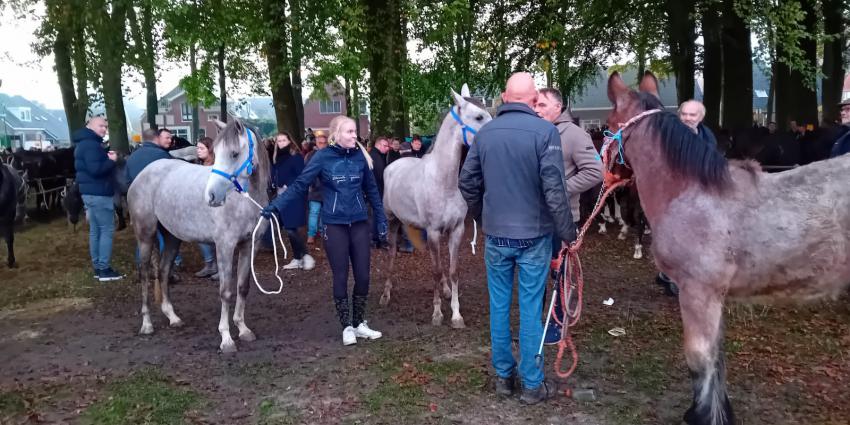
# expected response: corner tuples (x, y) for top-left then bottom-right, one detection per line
(701, 3), (722, 130)
(767, 64), (775, 124)
(218, 44), (227, 123)
(790, 0), (820, 127)
(664, 0), (696, 104)
(53, 10), (82, 137)
(189, 43), (200, 143)
(775, 41), (792, 131)
(50, 0), (88, 136)
(128, 3), (158, 130)
(289, 0), (305, 141)
(720, 0), (753, 130)
(92, 0), (130, 153)
(821, 0), (846, 125)
(263, 0), (299, 136)
(353, 81), (362, 139)
(364, 0), (407, 138)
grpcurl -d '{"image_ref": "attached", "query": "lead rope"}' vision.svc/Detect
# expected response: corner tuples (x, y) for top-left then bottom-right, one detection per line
(240, 192), (289, 295)
(470, 219), (478, 255)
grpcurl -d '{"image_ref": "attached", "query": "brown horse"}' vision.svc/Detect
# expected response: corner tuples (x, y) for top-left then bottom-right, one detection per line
(605, 71), (850, 425)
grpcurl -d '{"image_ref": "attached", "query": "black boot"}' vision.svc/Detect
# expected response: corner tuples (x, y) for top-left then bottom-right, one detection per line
(352, 295), (368, 328)
(334, 297), (351, 328)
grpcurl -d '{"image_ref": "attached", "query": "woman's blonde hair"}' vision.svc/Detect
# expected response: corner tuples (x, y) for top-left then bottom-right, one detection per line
(328, 115), (372, 169)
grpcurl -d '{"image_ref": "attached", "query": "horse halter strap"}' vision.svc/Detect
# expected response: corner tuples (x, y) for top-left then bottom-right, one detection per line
(211, 129), (255, 193)
(450, 106), (477, 147)
(602, 109), (664, 168)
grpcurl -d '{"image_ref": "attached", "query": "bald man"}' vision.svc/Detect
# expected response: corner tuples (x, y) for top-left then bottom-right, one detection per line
(73, 116), (123, 282)
(678, 100), (717, 148)
(460, 72), (575, 404)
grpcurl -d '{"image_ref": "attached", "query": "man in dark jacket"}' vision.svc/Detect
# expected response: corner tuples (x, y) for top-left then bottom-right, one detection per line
(369, 137), (390, 248)
(830, 99), (850, 158)
(126, 128), (182, 279)
(459, 72), (576, 405)
(73, 116), (123, 282)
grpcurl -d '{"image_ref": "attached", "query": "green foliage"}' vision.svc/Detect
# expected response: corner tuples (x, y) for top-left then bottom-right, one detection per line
(82, 369), (200, 425)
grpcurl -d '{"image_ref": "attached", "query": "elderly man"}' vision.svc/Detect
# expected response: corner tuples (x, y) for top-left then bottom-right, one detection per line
(678, 99), (717, 147)
(534, 87), (603, 344)
(74, 116), (122, 282)
(460, 72), (576, 404)
(830, 99), (850, 158)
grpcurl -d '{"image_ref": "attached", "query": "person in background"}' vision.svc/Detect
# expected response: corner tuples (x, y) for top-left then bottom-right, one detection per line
(388, 137), (402, 164)
(271, 132), (315, 270)
(369, 136), (391, 248)
(194, 137), (219, 280)
(830, 99), (850, 158)
(261, 116), (386, 346)
(306, 131), (329, 245)
(403, 134), (426, 159)
(74, 116), (123, 282)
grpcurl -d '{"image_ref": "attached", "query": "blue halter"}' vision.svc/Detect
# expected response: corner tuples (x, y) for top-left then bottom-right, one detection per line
(450, 106), (478, 147)
(211, 129), (255, 193)
(603, 129), (626, 165)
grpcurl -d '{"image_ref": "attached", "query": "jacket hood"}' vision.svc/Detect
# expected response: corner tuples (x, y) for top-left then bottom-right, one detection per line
(553, 110), (576, 126)
(72, 128), (102, 144)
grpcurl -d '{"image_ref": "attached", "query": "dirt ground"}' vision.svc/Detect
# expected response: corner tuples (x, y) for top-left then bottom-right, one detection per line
(0, 216), (848, 425)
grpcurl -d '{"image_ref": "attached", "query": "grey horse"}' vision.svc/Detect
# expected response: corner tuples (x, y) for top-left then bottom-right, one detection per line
(129, 119), (269, 353)
(380, 85), (492, 328)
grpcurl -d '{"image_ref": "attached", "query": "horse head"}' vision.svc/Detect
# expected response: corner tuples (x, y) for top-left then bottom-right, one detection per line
(205, 119), (263, 207)
(602, 71), (665, 183)
(449, 84), (492, 147)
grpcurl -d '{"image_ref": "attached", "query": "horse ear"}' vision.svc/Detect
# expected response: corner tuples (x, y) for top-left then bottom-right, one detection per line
(607, 71), (630, 105)
(214, 119), (227, 130)
(639, 71), (660, 99)
(451, 88), (466, 107)
(461, 83), (471, 98)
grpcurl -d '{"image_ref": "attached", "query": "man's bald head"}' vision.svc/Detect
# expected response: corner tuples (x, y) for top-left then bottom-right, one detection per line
(87, 116), (108, 138)
(502, 72), (538, 108)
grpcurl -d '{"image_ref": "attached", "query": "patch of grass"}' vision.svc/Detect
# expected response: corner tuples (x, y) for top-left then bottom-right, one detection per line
(257, 399), (302, 425)
(0, 216), (137, 310)
(606, 403), (650, 425)
(364, 380), (425, 418)
(623, 352), (667, 395)
(82, 369), (199, 425)
(0, 390), (26, 418)
(420, 360), (485, 392)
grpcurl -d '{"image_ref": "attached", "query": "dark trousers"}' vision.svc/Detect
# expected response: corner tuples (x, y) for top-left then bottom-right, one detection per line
(286, 227), (307, 260)
(324, 221), (371, 299)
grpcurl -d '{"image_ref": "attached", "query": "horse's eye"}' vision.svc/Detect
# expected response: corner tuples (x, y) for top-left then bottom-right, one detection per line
(476, 115), (484, 121)
(231, 152), (239, 159)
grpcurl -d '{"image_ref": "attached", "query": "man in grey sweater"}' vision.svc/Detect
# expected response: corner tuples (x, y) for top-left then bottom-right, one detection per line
(534, 87), (603, 344)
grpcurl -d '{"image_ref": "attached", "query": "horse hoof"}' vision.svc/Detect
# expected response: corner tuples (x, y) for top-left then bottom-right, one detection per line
(139, 324), (154, 335)
(451, 317), (466, 329)
(239, 330), (256, 342)
(220, 342), (238, 354)
(8, 262), (17, 269)
(633, 253), (643, 260)
(169, 319), (184, 328)
(617, 233), (627, 240)
(432, 315), (443, 326)
(379, 293), (390, 306)
(442, 288), (452, 299)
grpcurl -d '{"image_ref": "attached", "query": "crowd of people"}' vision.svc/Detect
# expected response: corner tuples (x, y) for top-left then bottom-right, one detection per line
(71, 76), (850, 406)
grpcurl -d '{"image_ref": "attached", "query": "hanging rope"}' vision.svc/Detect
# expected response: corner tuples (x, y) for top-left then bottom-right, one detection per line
(240, 192), (289, 295)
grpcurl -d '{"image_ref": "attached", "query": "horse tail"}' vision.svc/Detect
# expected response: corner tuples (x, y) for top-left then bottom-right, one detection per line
(406, 224), (427, 252)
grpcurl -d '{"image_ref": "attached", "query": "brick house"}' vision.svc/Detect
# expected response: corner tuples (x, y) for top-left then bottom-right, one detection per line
(140, 86), (235, 142)
(303, 84), (370, 139)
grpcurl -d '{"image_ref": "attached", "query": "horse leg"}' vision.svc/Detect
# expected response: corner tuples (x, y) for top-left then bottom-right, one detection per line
(436, 229), (451, 300)
(216, 243), (237, 353)
(2, 223), (15, 268)
(380, 216), (400, 306)
(232, 241), (255, 342)
(428, 234), (444, 326)
(680, 284), (735, 425)
(158, 230), (183, 327)
(138, 237), (156, 335)
(446, 223), (465, 329)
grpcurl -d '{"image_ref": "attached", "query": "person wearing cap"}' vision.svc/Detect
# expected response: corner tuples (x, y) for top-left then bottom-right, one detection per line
(830, 99), (850, 158)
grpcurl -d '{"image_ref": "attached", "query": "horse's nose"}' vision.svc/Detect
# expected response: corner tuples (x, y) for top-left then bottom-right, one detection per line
(208, 192), (216, 204)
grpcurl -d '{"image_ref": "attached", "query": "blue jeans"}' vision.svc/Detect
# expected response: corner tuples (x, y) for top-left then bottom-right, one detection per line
(199, 243), (215, 263)
(485, 233), (552, 390)
(82, 194), (115, 270)
(307, 201), (322, 237)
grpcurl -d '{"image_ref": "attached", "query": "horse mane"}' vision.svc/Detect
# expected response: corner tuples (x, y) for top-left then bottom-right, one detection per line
(216, 119), (270, 192)
(646, 110), (731, 190)
(427, 96), (487, 156)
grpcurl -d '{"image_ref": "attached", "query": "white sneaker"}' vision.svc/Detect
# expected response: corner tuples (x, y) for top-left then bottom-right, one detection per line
(342, 326), (357, 346)
(301, 254), (316, 271)
(283, 259), (303, 270)
(354, 322), (382, 340)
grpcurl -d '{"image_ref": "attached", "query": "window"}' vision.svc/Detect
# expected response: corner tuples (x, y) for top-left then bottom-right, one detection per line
(181, 103), (192, 121)
(172, 128), (189, 140)
(207, 114), (219, 122)
(319, 99), (342, 114)
(358, 99), (369, 116)
(580, 119), (601, 130)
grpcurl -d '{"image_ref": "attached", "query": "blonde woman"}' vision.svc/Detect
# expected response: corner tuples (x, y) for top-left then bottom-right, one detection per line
(261, 116), (386, 346)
